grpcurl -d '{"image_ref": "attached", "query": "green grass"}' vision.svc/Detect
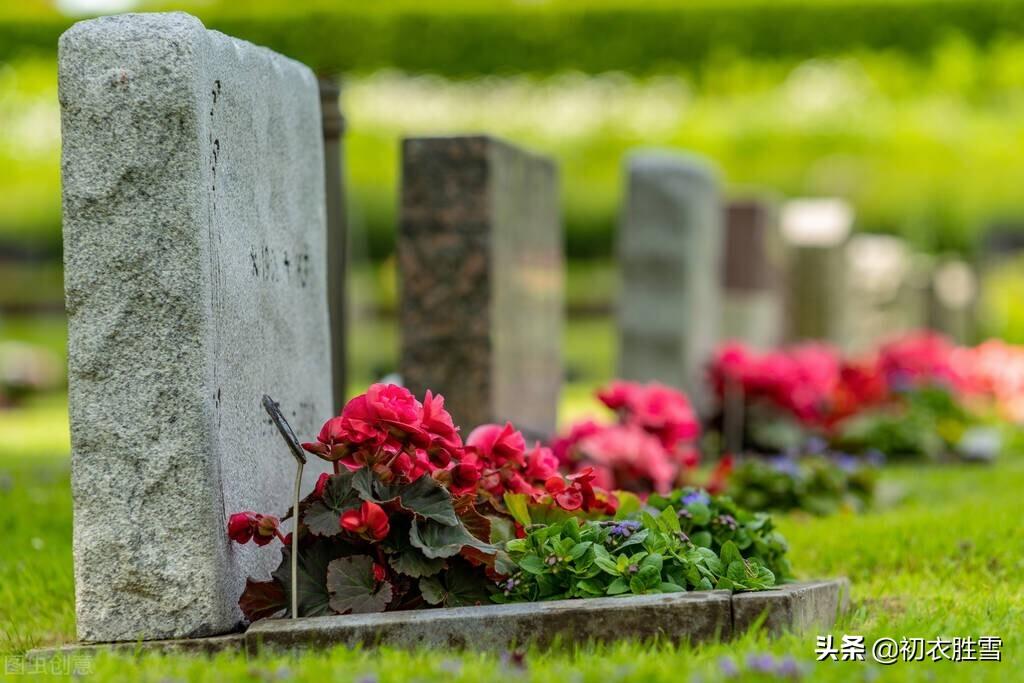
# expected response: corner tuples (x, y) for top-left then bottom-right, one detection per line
(1, 395), (1022, 680)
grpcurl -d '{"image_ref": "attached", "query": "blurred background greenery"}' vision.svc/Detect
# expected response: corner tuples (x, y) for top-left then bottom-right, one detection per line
(2, 0), (1024, 398)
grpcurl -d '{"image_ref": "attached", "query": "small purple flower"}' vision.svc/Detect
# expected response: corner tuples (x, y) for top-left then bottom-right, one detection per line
(804, 436), (828, 455)
(610, 520), (642, 539)
(769, 455), (801, 477)
(718, 656), (739, 678)
(831, 452), (860, 473)
(864, 448), (886, 467)
(746, 653), (776, 674)
(777, 655), (802, 678)
(682, 490), (711, 506)
(714, 514), (738, 531)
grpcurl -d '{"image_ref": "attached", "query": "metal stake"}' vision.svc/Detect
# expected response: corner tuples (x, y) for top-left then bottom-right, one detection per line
(262, 395), (308, 619)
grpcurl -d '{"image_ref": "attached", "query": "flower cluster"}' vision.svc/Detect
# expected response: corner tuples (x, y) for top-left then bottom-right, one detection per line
(300, 384), (467, 486)
(709, 341), (842, 425)
(552, 381), (701, 494)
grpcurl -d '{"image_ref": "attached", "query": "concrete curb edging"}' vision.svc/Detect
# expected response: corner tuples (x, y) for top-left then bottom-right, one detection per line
(28, 579), (849, 658)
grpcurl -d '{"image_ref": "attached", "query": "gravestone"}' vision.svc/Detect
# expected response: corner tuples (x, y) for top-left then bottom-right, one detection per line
(59, 13), (332, 642)
(928, 258), (977, 344)
(398, 136), (563, 437)
(844, 235), (928, 352)
(721, 197), (782, 349)
(617, 151), (722, 411)
(780, 198), (853, 344)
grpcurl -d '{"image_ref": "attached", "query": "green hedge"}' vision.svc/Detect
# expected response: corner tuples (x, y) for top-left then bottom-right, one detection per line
(4, 0), (1023, 75)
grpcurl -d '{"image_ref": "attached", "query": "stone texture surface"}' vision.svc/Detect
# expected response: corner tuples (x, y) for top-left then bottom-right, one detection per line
(28, 633), (245, 659)
(721, 198), (782, 349)
(779, 199), (852, 344)
(844, 235), (929, 352)
(732, 579), (850, 637)
(399, 136), (563, 437)
(248, 591), (733, 652)
(59, 12), (332, 643)
(28, 581), (848, 655)
(618, 151), (722, 412)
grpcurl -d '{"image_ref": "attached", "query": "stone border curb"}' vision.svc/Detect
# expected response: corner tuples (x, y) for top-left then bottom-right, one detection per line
(28, 579), (848, 658)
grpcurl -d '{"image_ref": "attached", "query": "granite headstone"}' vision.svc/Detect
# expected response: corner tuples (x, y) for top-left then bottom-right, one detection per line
(398, 135), (563, 438)
(59, 12), (332, 642)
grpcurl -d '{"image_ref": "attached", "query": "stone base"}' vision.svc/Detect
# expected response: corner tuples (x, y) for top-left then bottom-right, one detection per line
(28, 579), (848, 658)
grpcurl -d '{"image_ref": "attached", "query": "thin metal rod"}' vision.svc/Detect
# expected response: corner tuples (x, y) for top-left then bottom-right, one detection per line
(291, 459), (303, 619)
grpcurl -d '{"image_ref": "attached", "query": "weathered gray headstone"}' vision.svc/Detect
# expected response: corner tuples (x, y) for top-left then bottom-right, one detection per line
(721, 197), (783, 349)
(927, 258), (977, 344)
(59, 12), (332, 642)
(617, 151), (722, 410)
(780, 198), (853, 344)
(844, 235), (929, 352)
(398, 136), (563, 437)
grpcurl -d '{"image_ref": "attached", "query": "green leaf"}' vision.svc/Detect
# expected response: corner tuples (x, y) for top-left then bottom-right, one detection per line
(410, 518), (495, 559)
(518, 554), (548, 575)
(659, 582), (686, 593)
(304, 500), (343, 537)
(606, 577), (630, 595)
(273, 538), (341, 618)
(659, 506), (681, 533)
(325, 555), (393, 614)
(486, 515), (516, 544)
(720, 540), (743, 567)
(389, 548), (447, 578)
(690, 531), (712, 548)
(354, 471), (458, 526)
(399, 475), (458, 525)
(418, 562), (492, 607)
(613, 491), (643, 519)
(238, 578), (287, 622)
(687, 502), (711, 526)
(503, 493), (532, 527)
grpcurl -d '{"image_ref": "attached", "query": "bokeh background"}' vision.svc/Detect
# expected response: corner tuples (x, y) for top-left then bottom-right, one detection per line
(3, 0), (1024, 443)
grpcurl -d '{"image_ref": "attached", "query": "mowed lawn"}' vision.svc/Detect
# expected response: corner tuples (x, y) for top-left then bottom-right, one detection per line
(1, 396), (1022, 682)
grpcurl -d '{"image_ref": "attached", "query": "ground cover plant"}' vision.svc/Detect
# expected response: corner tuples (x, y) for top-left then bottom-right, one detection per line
(2, 395), (1022, 681)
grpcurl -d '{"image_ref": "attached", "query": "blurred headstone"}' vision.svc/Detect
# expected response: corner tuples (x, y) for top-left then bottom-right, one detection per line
(721, 197), (782, 349)
(60, 13), (332, 642)
(844, 234), (928, 352)
(617, 151), (722, 411)
(398, 135), (563, 437)
(928, 258), (977, 344)
(780, 198), (853, 344)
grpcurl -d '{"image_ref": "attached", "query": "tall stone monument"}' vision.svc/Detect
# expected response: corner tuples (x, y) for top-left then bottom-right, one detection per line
(721, 197), (782, 349)
(59, 13), (332, 642)
(780, 198), (853, 344)
(398, 136), (563, 438)
(617, 151), (722, 411)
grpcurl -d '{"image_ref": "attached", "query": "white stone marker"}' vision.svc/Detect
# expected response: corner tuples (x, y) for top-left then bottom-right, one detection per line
(780, 198), (853, 344)
(617, 151), (722, 412)
(59, 13), (332, 642)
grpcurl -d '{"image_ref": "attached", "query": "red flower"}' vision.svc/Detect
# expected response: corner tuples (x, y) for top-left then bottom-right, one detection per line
(449, 461), (482, 496)
(300, 416), (354, 463)
(372, 562), (387, 583)
(524, 444), (559, 481)
(314, 472), (331, 498)
(421, 390), (462, 464)
(544, 467), (600, 512)
(227, 512), (281, 546)
(466, 422), (526, 466)
(576, 424), (677, 494)
(550, 418), (604, 466)
(340, 501), (390, 541)
(597, 380), (636, 411)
